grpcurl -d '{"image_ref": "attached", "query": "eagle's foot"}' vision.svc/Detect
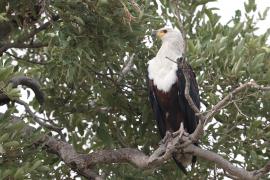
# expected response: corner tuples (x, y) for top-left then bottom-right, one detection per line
(159, 131), (173, 147)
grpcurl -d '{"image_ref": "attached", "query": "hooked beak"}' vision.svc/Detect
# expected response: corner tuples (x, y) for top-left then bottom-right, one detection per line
(151, 30), (158, 40)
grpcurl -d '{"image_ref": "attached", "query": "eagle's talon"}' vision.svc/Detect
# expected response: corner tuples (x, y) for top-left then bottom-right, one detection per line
(160, 131), (173, 147)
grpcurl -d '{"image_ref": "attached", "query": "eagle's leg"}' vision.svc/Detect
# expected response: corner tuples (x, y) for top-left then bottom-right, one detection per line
(172, 122), (185, 138)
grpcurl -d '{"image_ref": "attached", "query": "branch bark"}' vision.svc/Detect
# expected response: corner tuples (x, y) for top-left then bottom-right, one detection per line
(33, 128), (269, 180)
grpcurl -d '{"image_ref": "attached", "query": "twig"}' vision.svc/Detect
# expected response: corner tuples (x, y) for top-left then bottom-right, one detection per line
(169, 1), (187, 53)
(129, 0), (141, 14)
(233, 101), (249, 118)
(117, 53), (135, 82)
(15, 99), (62, 133)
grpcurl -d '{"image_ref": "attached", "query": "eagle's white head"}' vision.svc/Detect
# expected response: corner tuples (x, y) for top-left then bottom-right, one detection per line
(152, 27), (184, 51)
(151, 27), (185, 57)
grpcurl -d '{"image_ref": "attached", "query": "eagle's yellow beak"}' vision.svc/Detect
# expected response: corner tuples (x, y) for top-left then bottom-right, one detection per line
(151, 30), (166, 40)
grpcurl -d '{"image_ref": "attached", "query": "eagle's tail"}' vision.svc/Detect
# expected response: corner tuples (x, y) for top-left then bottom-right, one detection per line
(173, 152), (197, 175)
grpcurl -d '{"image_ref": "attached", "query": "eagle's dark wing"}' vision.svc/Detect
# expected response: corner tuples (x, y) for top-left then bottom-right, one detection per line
(147, 78), (166, 137)
(177, 60), (200, 134)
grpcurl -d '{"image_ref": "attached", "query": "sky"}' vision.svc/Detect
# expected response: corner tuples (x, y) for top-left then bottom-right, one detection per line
(209, 0), (270, 36)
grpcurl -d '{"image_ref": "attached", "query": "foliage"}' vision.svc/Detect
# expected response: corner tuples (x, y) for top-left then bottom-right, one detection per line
(0, 0), (269, 179)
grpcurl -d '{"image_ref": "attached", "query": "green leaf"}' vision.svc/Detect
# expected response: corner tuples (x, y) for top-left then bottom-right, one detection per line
(3, 141), (20, 148)
(14, 167), (25, 179)
(2, 169), (12, 179)
(0, 133), (9, 143)
(96, 123), (113, 146)
(0, 66), (14, 81)
(6, 88), (21, 100)
(30, 160), (42, 171)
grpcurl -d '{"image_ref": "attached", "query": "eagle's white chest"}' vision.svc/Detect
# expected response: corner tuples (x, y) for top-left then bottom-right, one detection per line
(148, 58), (178, 92)
(148, 38), (183, 92)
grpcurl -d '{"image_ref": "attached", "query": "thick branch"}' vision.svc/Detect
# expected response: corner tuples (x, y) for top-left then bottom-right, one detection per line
(40, 136), (102, 180)
(0, 76), (45, 106)
(2, 42), (48, 49)
(35, 129), (269, 180)
(10, 76), (45, 105)
(185, 145), (256, 180)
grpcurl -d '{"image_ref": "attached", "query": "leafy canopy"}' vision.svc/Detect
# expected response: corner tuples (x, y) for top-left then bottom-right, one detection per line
(0, 0), (269, 179)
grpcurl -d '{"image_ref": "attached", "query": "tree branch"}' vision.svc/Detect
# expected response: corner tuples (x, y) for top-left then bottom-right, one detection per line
(33, 124), (269, 180)
(0, 76), (45, 106)
(2, 42), (48, 49)
(0, 15), (59, 55)
(4, 51), (47, 65)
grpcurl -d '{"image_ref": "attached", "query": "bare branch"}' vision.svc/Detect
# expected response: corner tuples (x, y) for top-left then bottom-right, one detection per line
(180, 59), (270, 143)
(2, 42), (48, 49)
(0, 15), (59, 55)
(38, 136), (103, 180)
(185, 145), (256, 180)
(8, 87), (270, 180)
(34, 123), (269, 180)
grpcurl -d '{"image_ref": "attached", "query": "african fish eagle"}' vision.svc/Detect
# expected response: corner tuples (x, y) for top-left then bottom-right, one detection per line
(147, 27), (200, 174)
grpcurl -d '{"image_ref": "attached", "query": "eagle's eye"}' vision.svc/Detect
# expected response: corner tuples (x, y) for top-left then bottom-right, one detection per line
(163, 30), (167, 33)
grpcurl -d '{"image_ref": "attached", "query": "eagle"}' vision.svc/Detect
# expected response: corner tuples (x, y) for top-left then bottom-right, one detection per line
(147, 27), (200, 173)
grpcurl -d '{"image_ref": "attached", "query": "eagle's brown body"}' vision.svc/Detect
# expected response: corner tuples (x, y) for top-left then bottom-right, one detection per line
(148, 58), (200, 174)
